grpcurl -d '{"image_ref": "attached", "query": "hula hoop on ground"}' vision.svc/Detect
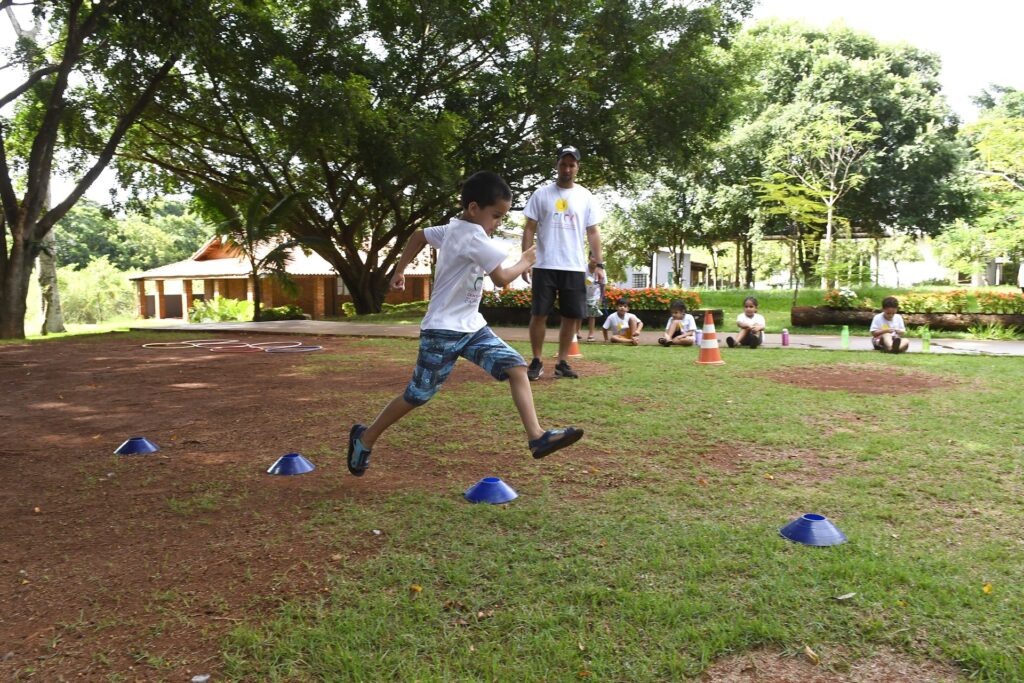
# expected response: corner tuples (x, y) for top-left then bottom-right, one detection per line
(206, 344), (265, 353)
(141, 339), (241, 349)
(265, 345), (323, 353)
(248, 341), (304, 349)
(189, 339), (243, 347)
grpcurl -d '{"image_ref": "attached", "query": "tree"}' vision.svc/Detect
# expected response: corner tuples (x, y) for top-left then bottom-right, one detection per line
(195, 189), (303, 322)
(760, 101), (878, 287)
(118, 0), (751, 313)
(0, 0), (208, 339)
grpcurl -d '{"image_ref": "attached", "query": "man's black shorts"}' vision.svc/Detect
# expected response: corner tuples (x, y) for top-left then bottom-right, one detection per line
(531, 268), (587, 319)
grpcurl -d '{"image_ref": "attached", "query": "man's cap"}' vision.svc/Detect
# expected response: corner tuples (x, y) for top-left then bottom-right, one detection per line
(557, 145), (581, 161)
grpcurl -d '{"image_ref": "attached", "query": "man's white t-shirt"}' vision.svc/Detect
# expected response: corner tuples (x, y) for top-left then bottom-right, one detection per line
(523, 183), (604, 272)
(737, 312), (766, 329)
(603, 311), (641, 334)
(665, 314), (697, 334)
(419, 219), (506, 333)
(870, 312), (906, 334)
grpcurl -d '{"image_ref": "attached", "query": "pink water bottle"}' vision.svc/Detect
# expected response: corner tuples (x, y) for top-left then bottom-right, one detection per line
(781, 328), (790, 346)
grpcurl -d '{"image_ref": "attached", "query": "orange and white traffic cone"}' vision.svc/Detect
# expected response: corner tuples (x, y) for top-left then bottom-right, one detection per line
(555, 334), (585, 359)
(695, 310), (725, 365)
(567, 334), (583, 359)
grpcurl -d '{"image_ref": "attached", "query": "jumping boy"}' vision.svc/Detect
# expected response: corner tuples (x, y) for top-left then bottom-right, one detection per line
(347, 172), (583, 476)
(658, 299), (697, 347)
(870, 296), (909, 353)
(603, 298), (644, 345)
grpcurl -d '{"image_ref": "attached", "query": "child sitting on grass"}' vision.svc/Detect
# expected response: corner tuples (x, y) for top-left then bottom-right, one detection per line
(602, 298), (644, 345)
(870, 295), (909, 353)
(346, 171), (583, 477)
(727, 296), (765, 348)
(658, 299), (697, 347)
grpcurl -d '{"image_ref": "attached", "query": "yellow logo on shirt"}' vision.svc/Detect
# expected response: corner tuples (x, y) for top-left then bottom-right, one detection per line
(555, 198), (568, 212)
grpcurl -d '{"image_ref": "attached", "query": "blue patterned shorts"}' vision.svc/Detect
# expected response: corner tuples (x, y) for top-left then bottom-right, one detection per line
(403, 327), (526, 406)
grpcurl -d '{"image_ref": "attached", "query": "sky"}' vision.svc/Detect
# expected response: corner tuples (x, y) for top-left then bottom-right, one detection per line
(748, 0), (1024, 123)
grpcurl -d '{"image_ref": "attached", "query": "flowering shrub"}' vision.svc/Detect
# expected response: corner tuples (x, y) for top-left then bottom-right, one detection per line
(823, 287), (860, 309)
(603, 286), (701, 310)
(481, 286), (702, 310)
(481, 288), (534, 308)
(976, 291), (1024, 314)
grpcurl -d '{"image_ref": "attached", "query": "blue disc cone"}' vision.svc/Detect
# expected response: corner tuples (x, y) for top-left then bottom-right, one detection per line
(114, 436), (160, 455)
(267, 453), (316, 475)
(780, 513), (847, 546)
(464, 477), (518, 504)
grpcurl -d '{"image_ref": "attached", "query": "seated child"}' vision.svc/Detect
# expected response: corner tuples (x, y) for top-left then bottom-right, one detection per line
(727, 296), (765, 348)
(870, 295), (909, 353)
(658, 299), (697, 346)
(602, 298), (644, 345)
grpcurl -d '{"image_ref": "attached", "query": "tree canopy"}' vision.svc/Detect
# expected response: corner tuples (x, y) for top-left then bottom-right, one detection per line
(117, 0), (752, 312)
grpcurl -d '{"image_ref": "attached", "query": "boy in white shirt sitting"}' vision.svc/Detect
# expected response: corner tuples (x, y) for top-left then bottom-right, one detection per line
(602, 298), (644, 345)
(727, 296), (765, 348)
(870, 296), (909, 353)
(346, 172), (584, 477)
(658, 299), (697, 346)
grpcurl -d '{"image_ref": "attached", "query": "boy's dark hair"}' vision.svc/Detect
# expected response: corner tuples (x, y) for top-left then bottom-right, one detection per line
(615, 298), (630, 307)
(882, 296), (899, 309)
(670, 299), (687, 312)
(743, 296), (758, 307)
(460, 171), (512, 210)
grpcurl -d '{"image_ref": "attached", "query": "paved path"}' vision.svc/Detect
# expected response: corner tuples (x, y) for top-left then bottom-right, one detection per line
(132, 319), (1024, 356)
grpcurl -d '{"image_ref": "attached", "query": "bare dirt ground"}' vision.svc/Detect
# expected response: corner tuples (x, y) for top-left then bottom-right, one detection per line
(702, 647), (960, 682)
(757, 363), (957, 394)
(0, 337), (963, 681)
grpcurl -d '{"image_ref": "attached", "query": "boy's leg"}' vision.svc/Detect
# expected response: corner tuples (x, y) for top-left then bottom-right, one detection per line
(507, 366), (544, 441)
(360, 395), (417, 448)
(879, 332), (893, 351)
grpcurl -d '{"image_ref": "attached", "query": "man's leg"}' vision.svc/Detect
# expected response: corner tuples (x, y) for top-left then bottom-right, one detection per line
(529, 314), (547, 360)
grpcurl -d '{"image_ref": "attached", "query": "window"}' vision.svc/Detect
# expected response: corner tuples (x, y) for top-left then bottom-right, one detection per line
(631, 273), (648, 288)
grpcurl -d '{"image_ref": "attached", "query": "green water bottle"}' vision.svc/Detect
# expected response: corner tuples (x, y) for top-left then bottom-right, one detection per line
(840, 325), (850, 350)
(921, 327), (931, 353)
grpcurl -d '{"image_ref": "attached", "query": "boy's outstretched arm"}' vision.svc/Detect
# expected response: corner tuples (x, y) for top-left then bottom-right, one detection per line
(489, 245), (536, 288)
(390, 231), (429, 290)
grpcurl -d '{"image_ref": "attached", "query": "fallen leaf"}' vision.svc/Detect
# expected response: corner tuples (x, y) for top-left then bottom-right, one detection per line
(32, 507), (41, 514)
(764, 474), (775, 480)
(371, 529), (382, 536)
(982, 583), (993, 594)
(833, 592), (857, 601)
(452, 618), (469, 627)
(476, 610), (494, 619)
(803, 645), (820, 665)
(578, 642), (586, 651)
(596, 539), (606, 548)
(897, 599), (907, 607)
(330, 553), (342, 562)
(697, 478), (708, 487)
(578, 672), (591, 678)
(410, 584), (423, 593)
(891, 533), (899, 539)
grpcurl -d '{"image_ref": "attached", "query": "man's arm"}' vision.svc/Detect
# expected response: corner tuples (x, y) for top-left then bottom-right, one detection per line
(489, 246), (536, 288)
(586, 225), (604, 280)
(390, 231), (429, 290)
(521, 218), (538, 284)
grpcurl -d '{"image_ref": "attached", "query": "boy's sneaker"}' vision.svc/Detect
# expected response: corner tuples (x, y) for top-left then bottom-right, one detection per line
(726, 336), (736, 348)
(529, 426), (584, 459)
(347, 424), (372, 477)
(527, 358), (543, 381)
(554, 360), (578, 379)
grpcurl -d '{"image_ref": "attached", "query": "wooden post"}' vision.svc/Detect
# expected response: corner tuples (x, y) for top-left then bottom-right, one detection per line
(246, 278), (254, 302)
(155, 280), (167, 319)
(136, 281), (147, 319)
(213, 280), (224, 298)
(314, 277), (325, 319)
(204, 280), (214, 300)
(180, 279), (193, 321)
(262, 277), (274, 309)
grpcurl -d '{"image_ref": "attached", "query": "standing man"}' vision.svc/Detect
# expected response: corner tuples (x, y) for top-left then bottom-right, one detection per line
(522, 145), (605, 379)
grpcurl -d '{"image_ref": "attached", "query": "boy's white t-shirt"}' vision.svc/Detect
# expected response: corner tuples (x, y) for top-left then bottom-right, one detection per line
(665, 314), (697, 334)
(737, 312), (766, 329)
(870, 312), (906, 334)
(522, 183), (605, 272)
(419, 219), (507, 333)
(603, 311), (641, 334)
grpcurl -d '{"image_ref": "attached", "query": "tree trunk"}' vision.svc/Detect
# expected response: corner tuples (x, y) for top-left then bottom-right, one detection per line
(0, 234), (37, 339)
(744, 235), (754, 288)
(251, 274), (262, 322)
(38, 229), (66, 334)
(874, 237), (881, 286)
(734, 239), (741, 288)
(821, 204), (834, 289)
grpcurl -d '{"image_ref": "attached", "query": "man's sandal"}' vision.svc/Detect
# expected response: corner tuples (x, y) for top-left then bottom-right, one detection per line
(529, 427), (584, 459)
(347, 424), (372, 476)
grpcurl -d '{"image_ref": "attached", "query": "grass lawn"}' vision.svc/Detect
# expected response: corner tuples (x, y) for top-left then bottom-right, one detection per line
(222, 341), (1024, 681)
